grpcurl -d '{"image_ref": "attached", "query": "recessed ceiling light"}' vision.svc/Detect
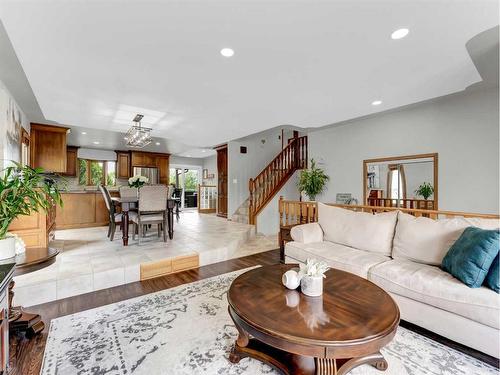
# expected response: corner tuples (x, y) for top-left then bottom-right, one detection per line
(201, 149), (206, 153)
(371, 100), (382, 106)
(220, 48), (234, 57)
(155, 142), (160, 145)
(81, 131), (87, 135)
(93, 141), (100, 145)
(391, 28), (409, 40)
(186, 154), (191, 157)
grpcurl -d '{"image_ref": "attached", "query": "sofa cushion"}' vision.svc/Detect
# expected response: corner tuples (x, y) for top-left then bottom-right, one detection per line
(441, 227), (499, 288)
(285, 241), (390, 278)
(317, 203), (397, 256)
(290, 223), (324, 244)
(368, 259), (500, 329)
(393, 212), (500, 266)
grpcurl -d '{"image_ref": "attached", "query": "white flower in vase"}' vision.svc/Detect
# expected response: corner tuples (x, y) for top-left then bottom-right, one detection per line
(299, 258), (330, 297)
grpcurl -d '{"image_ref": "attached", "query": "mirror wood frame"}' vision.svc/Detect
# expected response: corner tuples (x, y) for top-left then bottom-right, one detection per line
(363, 153), (439, 209)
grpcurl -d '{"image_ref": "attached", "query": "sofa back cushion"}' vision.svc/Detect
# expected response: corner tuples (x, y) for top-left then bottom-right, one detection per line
(393, 212), (500, 266)
(317, 203), (397, 255)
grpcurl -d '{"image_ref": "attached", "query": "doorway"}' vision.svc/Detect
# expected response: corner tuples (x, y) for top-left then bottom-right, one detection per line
(169, 167), (201, 209)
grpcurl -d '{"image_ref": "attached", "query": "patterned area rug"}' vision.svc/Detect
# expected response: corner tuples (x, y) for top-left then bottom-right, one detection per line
(41, 268), (497, 375)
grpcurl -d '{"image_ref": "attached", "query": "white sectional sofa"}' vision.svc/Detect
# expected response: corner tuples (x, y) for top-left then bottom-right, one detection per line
(285, 203), (500, 357)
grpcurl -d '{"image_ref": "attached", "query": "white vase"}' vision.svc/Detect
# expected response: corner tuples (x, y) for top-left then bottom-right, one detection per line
(282, 269), (301, 290)
(0, 237), (16, 260)
(301, 275), (323, 297)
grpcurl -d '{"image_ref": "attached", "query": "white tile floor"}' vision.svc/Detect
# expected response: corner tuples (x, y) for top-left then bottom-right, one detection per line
(13, 211), (278, 307)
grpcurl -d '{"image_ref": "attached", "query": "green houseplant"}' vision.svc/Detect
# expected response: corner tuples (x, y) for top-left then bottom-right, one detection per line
(414, 182), (434, 200)
(0, 162), (63, 259)
(297, 159), (330, 201)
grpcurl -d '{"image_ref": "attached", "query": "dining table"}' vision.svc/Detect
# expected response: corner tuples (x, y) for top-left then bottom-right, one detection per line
(111, 197), (177, 246)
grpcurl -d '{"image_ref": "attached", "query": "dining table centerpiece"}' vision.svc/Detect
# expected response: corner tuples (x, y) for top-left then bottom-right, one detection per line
(0, 162), (63, 260)
(128, 175), (149, 188)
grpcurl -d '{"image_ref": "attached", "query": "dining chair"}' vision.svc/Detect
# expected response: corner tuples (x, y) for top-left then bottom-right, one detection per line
(119, 186), (138, 210)
(98, 185), (122, 241)
(129, 185), (168, 244)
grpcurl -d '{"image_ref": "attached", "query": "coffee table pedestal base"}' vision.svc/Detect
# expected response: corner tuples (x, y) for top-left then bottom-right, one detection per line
(229, 339), (388, 375)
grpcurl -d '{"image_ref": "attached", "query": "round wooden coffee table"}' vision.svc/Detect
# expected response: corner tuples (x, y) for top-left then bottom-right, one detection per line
(227, 264), (400, 375)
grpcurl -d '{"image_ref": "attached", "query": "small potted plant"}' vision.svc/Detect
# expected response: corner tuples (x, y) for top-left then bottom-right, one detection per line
(297, 159), (330, 201)
(0, 162), (63, 260)
(128, 175), (149, 188)
(299, 258), (330, 297)
(415, 182), (434, 200)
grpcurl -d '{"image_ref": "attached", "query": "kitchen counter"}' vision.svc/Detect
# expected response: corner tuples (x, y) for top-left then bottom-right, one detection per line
(62, 189), (121, 194)
(56, 191), (119, 229)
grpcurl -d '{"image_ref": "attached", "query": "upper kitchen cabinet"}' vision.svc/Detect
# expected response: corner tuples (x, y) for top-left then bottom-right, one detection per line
(156, 155), (170, 184)
(61, 146), (79, 176)
(30, 123), (69, 173)
(116, 151), (131, 178)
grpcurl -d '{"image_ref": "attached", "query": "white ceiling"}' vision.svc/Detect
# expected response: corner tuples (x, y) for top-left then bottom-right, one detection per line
(0, 0), (498, 148)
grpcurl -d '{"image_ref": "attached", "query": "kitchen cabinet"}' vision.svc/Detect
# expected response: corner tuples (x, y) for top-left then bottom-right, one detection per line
(9, 200), (56, 249)
(30, 123), (69, 173)
(116, 151), (131, 178)
(56, 191), (120, 230)
(131, 152), (144, 167)
(62, 146), (78, 176)
(126, 151), (170, 183)
(156, 155), (170, 184)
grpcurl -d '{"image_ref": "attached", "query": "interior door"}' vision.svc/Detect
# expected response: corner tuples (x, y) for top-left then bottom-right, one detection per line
(216, 146), (228, 218)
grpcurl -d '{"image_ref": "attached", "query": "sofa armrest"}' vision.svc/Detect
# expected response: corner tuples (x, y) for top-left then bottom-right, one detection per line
(290, 223), (324, 244)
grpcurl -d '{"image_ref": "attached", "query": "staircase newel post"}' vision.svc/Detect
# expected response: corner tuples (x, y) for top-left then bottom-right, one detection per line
(294, 138), (300, 170)
(248, 178), (254, 225)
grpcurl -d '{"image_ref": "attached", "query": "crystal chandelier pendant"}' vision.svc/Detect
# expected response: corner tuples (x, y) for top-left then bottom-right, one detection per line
(125, 114), (153, 148)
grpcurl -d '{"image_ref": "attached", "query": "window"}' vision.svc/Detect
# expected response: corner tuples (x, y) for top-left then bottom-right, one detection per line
(387, 165), (406, 201)
(78, 159), (116, 186)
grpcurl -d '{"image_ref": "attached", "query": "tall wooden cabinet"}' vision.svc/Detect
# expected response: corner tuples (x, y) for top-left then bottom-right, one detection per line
(156, 155), (170, 184)
(30, 123), (69, 173)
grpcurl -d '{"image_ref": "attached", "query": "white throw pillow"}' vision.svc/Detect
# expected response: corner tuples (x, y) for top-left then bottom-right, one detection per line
(392, 212), (500, 266)
(317, 203), (398, 255)
(290, 223), (324, 244)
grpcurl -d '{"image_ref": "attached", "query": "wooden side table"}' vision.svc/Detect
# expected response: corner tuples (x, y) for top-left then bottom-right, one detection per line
(4, 247), (59, 338)
(279, 225), (294, 263)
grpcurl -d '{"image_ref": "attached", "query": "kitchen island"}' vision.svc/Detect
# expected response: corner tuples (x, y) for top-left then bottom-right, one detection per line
(56, 190), (120, 230)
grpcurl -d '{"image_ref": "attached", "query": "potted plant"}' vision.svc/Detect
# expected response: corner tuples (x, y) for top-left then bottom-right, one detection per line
(415, 182), (434, 200)
(297, 159), (330, 201)
(128, 175), (149, 188)
(299, 258), (330, 297)
(0, 162), (63, 260)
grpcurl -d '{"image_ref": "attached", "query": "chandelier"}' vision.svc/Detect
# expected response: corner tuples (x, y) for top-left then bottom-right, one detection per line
(125, 114), (153, 148)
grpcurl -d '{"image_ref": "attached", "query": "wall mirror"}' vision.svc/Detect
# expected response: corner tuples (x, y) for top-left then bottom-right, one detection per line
(363, 153), (438, 210)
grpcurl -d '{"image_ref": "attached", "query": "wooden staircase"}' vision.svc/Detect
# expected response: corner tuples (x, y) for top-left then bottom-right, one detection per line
(248, 135), (308, 225)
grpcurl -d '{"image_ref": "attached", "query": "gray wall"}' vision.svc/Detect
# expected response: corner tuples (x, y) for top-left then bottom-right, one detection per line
(308, 86), (499, 214)
(202, 154), (217, 186)
(227, 127), (284, 217)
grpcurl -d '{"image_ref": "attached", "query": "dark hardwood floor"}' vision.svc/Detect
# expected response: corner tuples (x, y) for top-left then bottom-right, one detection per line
(7, 249), (498, 374)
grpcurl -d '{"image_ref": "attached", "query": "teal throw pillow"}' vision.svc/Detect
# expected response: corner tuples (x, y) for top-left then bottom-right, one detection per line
(442, 227), (499, 288)
(484, 253), (499, 293)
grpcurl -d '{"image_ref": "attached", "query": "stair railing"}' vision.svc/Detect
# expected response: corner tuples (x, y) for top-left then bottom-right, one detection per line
(248, 135), (307, 225)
